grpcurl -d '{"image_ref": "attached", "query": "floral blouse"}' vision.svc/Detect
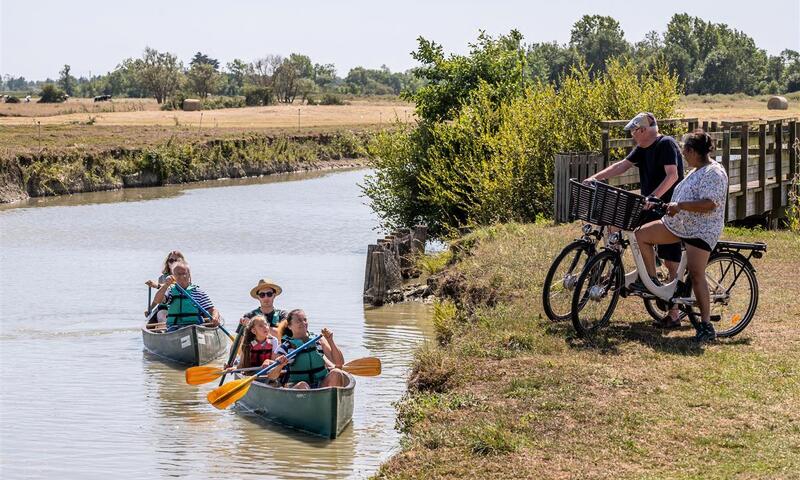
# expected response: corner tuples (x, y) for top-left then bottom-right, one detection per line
(662, 161), (728, 249)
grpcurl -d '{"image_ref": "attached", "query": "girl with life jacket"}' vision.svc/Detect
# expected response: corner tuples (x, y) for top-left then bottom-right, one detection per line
(232, 315), (284, 383)
(274, 309), (347, 390)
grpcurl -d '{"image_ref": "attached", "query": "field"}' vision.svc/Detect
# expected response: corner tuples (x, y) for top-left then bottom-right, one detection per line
(678, 92), (800, 121)
(379, 223), (800, 479)
(0, 96), (414, 128)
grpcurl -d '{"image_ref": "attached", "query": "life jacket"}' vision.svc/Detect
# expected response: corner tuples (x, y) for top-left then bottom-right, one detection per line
(248, 338), (275, 368)
(282, 335), (328, 385)
(246, 308), (283, 327)
(166, 284), (202, 327)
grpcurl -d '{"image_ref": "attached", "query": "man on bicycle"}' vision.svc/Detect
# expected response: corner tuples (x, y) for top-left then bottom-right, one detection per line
(584, 112), (684, 326)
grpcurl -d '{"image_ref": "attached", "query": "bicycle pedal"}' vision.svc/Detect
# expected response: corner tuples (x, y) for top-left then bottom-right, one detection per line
(710, 315), (721, 322)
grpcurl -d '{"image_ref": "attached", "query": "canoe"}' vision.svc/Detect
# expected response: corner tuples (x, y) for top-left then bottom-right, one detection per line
(233, 371), (355, 439)
(142, 324), (227, 366)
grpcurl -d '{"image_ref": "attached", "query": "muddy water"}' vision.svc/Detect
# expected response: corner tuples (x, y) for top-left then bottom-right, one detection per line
(0, 170), (433, 479)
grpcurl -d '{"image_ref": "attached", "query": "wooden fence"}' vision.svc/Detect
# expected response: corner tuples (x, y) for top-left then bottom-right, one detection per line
(363, 225), (427, 306)
(554, 117), (799, 224)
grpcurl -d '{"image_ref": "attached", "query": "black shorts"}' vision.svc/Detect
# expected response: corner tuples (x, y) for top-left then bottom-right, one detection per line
(681, 237), (712, 252)
(638, 210), (682, 262)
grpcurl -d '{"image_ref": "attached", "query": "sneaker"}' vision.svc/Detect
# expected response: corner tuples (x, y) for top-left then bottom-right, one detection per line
(694, 322), (716, 343)
(629, 276), (661, 292)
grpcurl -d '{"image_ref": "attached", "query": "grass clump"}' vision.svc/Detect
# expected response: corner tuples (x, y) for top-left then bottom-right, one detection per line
(468, 421), (523, 456)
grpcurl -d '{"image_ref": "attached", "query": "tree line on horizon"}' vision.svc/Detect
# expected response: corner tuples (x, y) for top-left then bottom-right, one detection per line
(2, 13), (799, 105)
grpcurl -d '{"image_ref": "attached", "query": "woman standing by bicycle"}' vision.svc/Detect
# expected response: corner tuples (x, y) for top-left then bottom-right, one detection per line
(634, 130), (728, 342)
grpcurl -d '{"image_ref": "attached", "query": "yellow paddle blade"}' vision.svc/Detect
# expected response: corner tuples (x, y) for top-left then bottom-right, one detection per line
(341, 357), (381, 377)
(207, 375), (257, 409)
(185, 366), (225, 385)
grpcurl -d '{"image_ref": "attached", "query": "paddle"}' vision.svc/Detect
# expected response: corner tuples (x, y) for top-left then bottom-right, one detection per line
(171, 283), (234, 341)
(207, 335), (322, 409)
(218, 323), (245, 386)
(186, 356), (382, 385)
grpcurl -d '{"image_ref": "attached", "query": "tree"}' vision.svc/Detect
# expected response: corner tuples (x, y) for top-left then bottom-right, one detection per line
(187, 63), (222, 98)
(273, 54), (314, 103)
(133, 47), (183, 103)
(313, 63), (336, 88)
(569, 15), (630, 74)
(408, 30), (527, 123)
(250, 54), (282, 87)
(58, 64), (76, 96)
(38, 84), (67, 103)
(190, 52), (220, 70)
(224, 58), (251, 95)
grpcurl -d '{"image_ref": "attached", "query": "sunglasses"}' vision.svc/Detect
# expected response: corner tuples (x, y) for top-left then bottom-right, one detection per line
(257, 290), (275, 298)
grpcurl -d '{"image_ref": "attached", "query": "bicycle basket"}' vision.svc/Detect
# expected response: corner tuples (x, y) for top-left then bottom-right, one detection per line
(591, 181), (646, 230)
(568, 179), (597, 223)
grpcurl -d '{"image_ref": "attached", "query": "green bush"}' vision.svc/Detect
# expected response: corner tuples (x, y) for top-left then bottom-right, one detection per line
(320, 94), (346, 105)
(202, 95), (246, 109)
(244, 86), (274, 106)
(37, 84), (67, 103)
(363, 54), (680, 238)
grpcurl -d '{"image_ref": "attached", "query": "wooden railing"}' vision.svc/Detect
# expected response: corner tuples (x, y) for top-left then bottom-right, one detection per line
(554, 117), (798, 223)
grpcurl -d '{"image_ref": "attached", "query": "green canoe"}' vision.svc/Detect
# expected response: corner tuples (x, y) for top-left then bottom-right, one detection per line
(142, 324), (227, 366)
(233, 372), (355, 439)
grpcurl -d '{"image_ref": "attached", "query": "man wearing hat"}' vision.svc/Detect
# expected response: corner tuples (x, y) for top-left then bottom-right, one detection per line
(585, 112), (684, 325)
(239, 279), (288, 336)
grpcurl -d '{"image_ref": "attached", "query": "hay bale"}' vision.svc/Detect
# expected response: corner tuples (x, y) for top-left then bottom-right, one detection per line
(767, 96), (789, 110)
(182, 99), (201, 111)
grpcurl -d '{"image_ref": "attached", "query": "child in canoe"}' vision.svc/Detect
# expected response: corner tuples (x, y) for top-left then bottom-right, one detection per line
(237, 315), (283, 383)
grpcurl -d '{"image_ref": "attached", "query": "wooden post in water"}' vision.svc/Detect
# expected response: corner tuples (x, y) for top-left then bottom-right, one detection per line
(370, 250), (387, 306)
(363, 244), (378, 293)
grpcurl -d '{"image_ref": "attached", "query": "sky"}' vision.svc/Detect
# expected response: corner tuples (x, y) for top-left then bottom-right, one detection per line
(1, 0), (799, 80)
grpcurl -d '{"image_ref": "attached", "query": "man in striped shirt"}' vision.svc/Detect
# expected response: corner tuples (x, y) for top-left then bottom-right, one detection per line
(152, 262), (220, 329)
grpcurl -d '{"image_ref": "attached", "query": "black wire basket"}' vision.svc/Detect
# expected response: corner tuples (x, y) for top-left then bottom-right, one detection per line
(568, 179), (597, 223)
(591, 181), (647, 230)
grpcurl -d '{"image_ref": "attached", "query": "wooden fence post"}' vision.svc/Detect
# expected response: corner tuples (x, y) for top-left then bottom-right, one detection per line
(790, 120), (798, 179)
(758, 124), (767, 215)
(773, 121), (783, 212)
(722, 128), (731, 222)
(738, 124), (749, 219)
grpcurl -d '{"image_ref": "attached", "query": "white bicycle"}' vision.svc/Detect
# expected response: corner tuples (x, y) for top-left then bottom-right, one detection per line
(568, 180), (765, 338)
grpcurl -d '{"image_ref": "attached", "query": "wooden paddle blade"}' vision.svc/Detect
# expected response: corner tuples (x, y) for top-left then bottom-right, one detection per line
(342, 357), (381, 376)
(185, 366), (225, 385)
(206, 375), (256, 409)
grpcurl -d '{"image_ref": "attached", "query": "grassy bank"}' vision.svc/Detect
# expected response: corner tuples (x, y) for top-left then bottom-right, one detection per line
(378, 222), (800, 479)
(0, 127), (372, 202)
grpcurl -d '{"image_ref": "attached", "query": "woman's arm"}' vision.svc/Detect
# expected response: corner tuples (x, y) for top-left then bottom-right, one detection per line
(667, 199), (717, 216)
(320, 328), (345, 367)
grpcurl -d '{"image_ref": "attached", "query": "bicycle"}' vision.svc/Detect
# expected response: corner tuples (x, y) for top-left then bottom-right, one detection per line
(568, 180), (765, 339)
(543, 180), (678, 323)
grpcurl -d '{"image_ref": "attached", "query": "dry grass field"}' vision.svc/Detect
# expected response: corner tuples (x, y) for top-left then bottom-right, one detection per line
(0, 97), (157, 117)
(679, 93), (800, 121)
(0, 97), (414, 128)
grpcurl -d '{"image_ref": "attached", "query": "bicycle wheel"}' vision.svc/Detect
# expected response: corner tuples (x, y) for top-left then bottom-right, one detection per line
(684, 252), (759, 338)
(542, 240), (596, 321)
(570, 250), (622, 337)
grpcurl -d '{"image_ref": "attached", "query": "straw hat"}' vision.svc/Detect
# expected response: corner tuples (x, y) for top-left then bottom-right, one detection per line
(249, 279), (283, 299)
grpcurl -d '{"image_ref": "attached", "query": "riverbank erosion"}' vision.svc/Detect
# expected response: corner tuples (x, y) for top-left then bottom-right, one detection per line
(377, 222), (800, 479)
(0, 124), (372, 203)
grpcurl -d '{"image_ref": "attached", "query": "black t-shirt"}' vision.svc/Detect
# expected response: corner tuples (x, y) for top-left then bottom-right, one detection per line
(625, 135), (684, 201)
